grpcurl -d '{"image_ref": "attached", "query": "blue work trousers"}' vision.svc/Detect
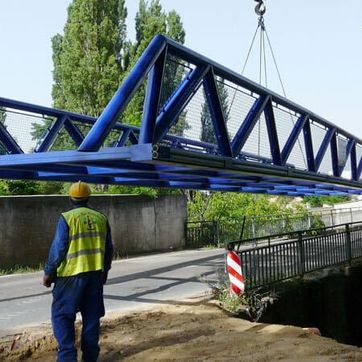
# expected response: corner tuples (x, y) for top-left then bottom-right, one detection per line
(51, 271), (105, 362)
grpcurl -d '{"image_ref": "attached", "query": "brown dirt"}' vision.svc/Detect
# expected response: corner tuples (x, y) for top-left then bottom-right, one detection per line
(1, 298), (362, 361)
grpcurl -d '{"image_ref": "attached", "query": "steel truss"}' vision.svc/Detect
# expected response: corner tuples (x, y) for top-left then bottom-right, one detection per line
(0, 35), (361, 196)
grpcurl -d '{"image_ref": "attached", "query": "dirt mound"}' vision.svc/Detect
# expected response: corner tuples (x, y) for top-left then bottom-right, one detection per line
(1, 300), (362, 361)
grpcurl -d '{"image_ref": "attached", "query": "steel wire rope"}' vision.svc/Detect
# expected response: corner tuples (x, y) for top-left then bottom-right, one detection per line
(262, 24), (307, 168)
(226, 1), (307, 169)
(226, 23), (259, 120)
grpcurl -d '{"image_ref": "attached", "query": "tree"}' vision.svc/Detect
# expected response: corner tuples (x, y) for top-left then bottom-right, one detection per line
(187, 192), (313, 240)
(123, 0), (187, 132)
(31, 0), (128, 152)
(52, 0), (128, 116)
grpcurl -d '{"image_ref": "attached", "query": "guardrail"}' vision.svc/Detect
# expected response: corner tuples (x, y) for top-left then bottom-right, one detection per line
(228, 222), (362, 289)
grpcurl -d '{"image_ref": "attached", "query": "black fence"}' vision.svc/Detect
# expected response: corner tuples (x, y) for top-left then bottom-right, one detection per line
(228, 222), (362, 290)
(186, 221), (218, 247)
(186, 214), (324, 248)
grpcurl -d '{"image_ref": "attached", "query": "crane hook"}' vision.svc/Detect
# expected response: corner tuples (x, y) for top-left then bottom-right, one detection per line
(254, 0), (266, 16)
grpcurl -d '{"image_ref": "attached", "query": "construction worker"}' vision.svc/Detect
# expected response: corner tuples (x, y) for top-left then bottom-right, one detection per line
(43, 181), (114, 362)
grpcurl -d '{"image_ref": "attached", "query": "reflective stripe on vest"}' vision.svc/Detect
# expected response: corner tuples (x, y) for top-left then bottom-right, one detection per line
(57, 207), (107, 277)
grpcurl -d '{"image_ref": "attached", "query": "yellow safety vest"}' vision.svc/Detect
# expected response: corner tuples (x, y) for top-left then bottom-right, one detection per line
(57, 207), (108, 277)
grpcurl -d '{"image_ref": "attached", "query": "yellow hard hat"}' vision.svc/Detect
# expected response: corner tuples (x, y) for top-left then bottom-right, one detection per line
(69, 181), (91, 200)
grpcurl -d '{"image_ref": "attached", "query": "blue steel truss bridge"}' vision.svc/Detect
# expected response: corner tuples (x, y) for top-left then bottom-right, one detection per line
(0, 35), (361, 196)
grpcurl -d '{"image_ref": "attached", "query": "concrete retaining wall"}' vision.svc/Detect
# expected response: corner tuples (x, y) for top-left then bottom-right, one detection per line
(0, 194), (187, 269)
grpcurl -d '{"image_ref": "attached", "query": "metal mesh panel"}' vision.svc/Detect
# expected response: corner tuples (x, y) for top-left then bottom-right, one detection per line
(242, 113), (271, 159)
(310, 121), (326, 158)
(223, 80), (256, 141)
(272, 105), (307, 169)
(159, 55), (192, 115)
(3, 109), (50, 153)
(48, 126), (78, 151)
(173, 83), (204, 140)
(357, 145), (362, 181)
(272, 105), (298, 150)
(319, 144), (332, 175)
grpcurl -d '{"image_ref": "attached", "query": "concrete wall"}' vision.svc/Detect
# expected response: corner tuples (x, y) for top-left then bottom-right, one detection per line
(0, 194), (187, 269)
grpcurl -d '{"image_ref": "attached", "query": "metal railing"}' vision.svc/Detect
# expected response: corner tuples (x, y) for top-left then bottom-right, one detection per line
(313, 207), (362, 227)
(228, 222), (362, 290)
(186, 221), (218, 247)
(185, 213), (323, 247)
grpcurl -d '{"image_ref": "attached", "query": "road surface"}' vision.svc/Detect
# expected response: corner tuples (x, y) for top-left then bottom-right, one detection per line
(0, 248), (225, 337)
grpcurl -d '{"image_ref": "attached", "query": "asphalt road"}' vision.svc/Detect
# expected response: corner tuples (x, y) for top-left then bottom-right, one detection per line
(0, 248), (225, 337)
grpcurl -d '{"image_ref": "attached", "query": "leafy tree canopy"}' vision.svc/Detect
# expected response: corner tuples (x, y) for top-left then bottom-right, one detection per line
(187, 192), (307, 222)
(303, 195), (351, 208)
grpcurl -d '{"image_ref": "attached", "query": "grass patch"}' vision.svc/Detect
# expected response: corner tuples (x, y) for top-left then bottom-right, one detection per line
(0, 263), (44, 276)
(208, 268), (278, 322)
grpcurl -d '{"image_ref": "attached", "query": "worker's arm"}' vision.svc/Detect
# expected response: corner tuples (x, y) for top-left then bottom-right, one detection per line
(102, 221), (114, 284)
(43, 216), (69, 287)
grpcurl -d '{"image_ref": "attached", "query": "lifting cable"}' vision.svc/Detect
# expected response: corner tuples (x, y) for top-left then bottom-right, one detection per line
(227, 0), (307, 168)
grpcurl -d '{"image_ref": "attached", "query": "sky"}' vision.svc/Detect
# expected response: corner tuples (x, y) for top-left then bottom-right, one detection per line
(0, 0), (361, 138)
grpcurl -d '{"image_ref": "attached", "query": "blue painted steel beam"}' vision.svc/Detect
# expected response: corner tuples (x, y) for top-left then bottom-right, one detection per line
(330, 132), (339, 177)
(281, 114), (308, 165)
(153, 65), (210, 143)
(339, 139), (355, 177)
(264, 99), (281, 166)
(36, 115), (68, 153)
(315, 128), (335, 171)
(63, 119), (85, 147)
(165, 37), (362, 148)
(1, 35), (362, 195)
(351, 143), (358, 181)
(357, 156), (362, 181)
(302, 119), (315, 172)
(0, 122), (24, 154)
(203, 69), (232, 157)
(0, 122), (23, 154)
(115, 129), (132, 147)
(139, 49), (166, 144)
(0, 144), (153, 168)
(79, 35), (167, 152)
(231, 95), (270, 156)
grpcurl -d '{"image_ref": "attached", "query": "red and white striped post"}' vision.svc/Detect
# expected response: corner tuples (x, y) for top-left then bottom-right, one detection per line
(226, 250), (245, 295)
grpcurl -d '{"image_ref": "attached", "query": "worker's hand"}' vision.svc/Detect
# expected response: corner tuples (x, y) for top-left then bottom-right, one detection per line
(102, 271), (108, 285)
(43, 274), (55, 288)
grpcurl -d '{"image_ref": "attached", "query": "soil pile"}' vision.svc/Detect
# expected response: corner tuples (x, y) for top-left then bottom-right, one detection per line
(1, 299), (362, 361)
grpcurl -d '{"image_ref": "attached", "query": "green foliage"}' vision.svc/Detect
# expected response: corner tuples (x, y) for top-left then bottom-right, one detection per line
(309, 215), (325, 229)
(0, 180), (65, 196)
(0, 180), (8, 194)
(303, 195), (351, 208)
(38, 182), (65, 195)
(6, 180), (41, 195)
(52, 0), (128, 116)
(214, 282), (246, 315)
(187, 192), (314, 241)
(106, 185), (184, 197)
(188, 192), (295, 222)
(107, 185), (158, 197)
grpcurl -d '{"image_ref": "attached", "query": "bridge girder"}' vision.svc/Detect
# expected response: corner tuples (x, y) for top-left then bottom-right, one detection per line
(0, 35), (361, 196)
